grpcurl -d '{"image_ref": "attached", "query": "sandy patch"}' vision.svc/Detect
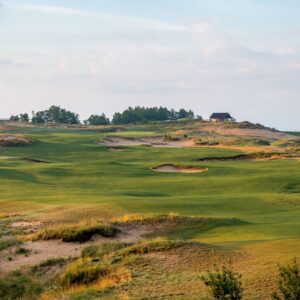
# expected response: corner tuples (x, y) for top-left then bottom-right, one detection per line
(0, 135), (34, 147)
(0, 226), (149, 273)
(11, 221), (43, 229)
(107, 147), (126, 152)
(99, 137), (196, 148)
(200, 123), (295, 140)
(152, 164), (208, 173)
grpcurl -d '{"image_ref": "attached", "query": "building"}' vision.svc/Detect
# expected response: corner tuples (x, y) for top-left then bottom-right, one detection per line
(209, 113), (235, 122)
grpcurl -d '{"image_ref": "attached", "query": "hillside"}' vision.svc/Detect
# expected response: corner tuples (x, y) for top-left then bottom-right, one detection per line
(0, 121), (300, 299)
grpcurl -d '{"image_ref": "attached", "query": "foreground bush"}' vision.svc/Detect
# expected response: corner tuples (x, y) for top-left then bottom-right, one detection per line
(272, 258), (300, 300)
(201, 266), (243, 300)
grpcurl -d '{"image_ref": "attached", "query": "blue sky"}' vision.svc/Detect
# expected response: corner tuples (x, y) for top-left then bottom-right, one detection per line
(1, 1), (300, 129)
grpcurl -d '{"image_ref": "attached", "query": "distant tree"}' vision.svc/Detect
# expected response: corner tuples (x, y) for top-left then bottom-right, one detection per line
(112, 106), (196, 124)
(85, 114), (110, 125)
(272, 258), (300, 300)
(177, 108), (194, 119)
(201, 265), (243, 300)
(31, 111), (46, 124)
(112, 112), (123, 125)
(10, 115), (20, 122)
(19, 113), (29, 122)
(31, 106), (80, 124)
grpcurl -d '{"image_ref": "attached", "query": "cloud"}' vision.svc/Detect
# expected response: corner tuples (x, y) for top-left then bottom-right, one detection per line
(14, 4), (187, 32)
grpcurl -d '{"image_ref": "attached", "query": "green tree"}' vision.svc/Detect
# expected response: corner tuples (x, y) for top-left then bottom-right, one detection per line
(85, 114), (110, 125)
(272, 258), (300, 300)
(10, 115), (20, 121)
(31, 106), (80, 124)
(19, 113), (29, 122)
(201, 265), (243, 300)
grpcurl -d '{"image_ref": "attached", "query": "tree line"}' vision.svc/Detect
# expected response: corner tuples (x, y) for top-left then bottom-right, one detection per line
(10, 105), (200, 125)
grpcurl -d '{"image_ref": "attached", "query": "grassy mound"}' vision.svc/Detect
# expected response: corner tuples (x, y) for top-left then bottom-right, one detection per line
(63, 239), (186, 287)
(29, 224), (120, 243)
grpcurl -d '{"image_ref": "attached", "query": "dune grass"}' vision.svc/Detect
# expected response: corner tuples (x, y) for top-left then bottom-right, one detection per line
(29, 224), (120, 243)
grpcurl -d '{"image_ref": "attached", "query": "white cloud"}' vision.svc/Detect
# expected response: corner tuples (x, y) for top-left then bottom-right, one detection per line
(14, 4), (187, 32)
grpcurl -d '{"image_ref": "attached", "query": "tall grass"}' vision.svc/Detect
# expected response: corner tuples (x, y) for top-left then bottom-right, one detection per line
(29, 224), (120, 243)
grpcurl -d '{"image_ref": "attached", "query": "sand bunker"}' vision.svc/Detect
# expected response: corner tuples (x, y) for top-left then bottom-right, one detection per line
(152, 164), (208, 173)
(99, 137), (196, 148)
(0, 135), (34, 147)
(11, 221), (43, 229)
(0, 226), (149, 273)
(198, 152), (300, 162)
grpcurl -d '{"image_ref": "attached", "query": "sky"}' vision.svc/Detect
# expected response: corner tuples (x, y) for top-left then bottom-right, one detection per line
(0, 0), (300, 130)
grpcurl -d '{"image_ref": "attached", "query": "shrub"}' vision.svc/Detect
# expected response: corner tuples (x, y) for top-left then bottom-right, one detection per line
(15, 247), (31, 255)
(201, 265), (243, 300)
(272, 258), (300, 300)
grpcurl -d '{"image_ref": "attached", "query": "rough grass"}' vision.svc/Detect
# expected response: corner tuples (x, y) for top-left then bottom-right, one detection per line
(1, 124), (300, 299)
(0, 271), (42, 300)
(62, 239), (184, 288)
(31, 258), (68, 273)
(0, 238), (21, 251)
(29, 224), (120, 243)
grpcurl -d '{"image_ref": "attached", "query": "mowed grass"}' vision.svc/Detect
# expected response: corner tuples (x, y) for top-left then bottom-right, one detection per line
(0, 126), (300, 247)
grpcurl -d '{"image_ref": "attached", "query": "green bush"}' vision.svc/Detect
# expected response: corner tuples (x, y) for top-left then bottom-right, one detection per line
(272, 258), (300, 300)
(201, 266), (243, 300)
(15, 247), (31, 255)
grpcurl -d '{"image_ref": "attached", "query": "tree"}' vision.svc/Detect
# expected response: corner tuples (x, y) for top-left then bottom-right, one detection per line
(31, 111), (46, 124)
(112, 112), (123, 125)
(111, 106), (196, 124)
(272, 258), (300, 300)
(19, 113), (29, 122)
(10, 115), (20, 122)
(201, 265), (243, 300)
(85, 114), (110, 125)
(31, 106), (80, 124)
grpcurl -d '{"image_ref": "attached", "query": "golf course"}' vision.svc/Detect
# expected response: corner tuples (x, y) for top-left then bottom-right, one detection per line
(0, 120), (300, 299)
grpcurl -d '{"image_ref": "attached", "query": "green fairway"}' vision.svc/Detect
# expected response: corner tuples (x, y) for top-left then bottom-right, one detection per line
(1, 127), (300, 245)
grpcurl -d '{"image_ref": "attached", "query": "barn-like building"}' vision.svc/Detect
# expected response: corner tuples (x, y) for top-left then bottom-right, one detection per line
(209, 113), (235, 122)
